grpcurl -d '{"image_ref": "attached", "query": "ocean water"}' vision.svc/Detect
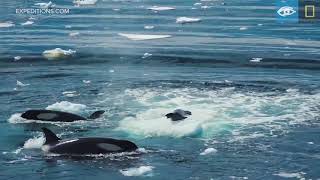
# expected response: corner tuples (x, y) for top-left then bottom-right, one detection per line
(1, 0), (320, 179)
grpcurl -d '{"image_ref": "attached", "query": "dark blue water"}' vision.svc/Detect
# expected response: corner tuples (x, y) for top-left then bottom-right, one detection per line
(1, 0), (320, 179)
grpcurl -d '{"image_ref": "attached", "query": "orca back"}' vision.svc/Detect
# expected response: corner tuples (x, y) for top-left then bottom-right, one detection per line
(21, 110), (86, 122)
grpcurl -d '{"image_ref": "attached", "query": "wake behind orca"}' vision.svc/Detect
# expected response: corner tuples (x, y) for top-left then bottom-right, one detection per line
(21, 109), (105, 122)
(41, 127), (138, 155)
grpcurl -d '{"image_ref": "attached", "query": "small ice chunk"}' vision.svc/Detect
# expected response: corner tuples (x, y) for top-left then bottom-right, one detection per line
(42, 48), (76, 60)
(34, 1), (55, 8)
(73, 0), (98, 5)
(176, 17), (201, 24)
(0, 21), (15, 28)
(120, 166), (154, 176)
(69, 32), (80, 37)
(16, 80), (30, 87)
(250, 57), (263, 63)
(142, 53), (152, 59)
(82, 80), (91, 84)
(200, 148), (217, 155)
(118, 33), (171, 40)
(147, 6), (175, 11)
(14, 56), (21, 61)
(21, 21), (34, 26)
(144, 25), (154, 29)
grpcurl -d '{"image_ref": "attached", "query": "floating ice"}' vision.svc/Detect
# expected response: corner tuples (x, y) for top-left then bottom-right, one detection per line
(250, 57), (263, 62)
(176, 17), (201, 24)
(82, 80), (91, 84)
(21, 21), (34, 26)
(118, 33), (171, 40)
(69, 32), (80, 37)
(0, 21), (15, 28)
(42, 48), (76, 60)
(120, 166), (154, 176)
(200, 148), (217, 155)
(194, 3), (202, 6)
(16, 80), (30, 87)
(144, 25), (154, 30)
(73, 0), (98, 5)
(273, 172), (305, 178)
(46, 101), (86, 114)
(142, 53), (152, 59)
(34, 1), (55, 8)
(14, 56), (21, 61)
(147, 6), (175, 11)
(62, 91), (80, 97)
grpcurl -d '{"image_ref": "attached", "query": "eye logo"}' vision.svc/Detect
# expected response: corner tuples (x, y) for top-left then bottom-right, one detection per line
(277, 6), (296, 17)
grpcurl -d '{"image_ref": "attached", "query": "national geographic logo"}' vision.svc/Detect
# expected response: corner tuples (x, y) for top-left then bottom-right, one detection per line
(276, 0), (320, 23)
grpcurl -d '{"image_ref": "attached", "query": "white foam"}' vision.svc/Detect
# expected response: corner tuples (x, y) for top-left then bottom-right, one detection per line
(120, 166), (154, 176)
(273, 172), (305, 178)
(42, 48), (76, 60)
(82, 80), (91, 84)
(147, 6), (175, 11)
(69, 32), (80, 37)
(239, 26), (248, 30)
(46, 101), (86, 114)
(73, 0), (98, 5)
(62, 91), (80, 97)
(118, 33), (171, 40)
(144, 25), (154, 30)
(176, 17), (201, 24)
(200, 148), (217, 155)
(23, 136), (45, 149)
(0, 21), (15, 28)
(14, 56), (21, 61)
(250, 57), (263, 62)
(16, 80), (30, 87)
(142, 53), (152, 59)
(21, 21), (34, 26)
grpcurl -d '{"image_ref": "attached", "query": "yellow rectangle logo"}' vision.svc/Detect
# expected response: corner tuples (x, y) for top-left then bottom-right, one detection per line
(305, 5), (315, 18)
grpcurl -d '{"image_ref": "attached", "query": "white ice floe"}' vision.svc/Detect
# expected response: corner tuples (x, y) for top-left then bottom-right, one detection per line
(142, 53), (152, 59)
(46, 101), (86, 114)
(200, 148), (217, 155)
(34, 1), (55, 8)
(42, 48), (76, 60)
(73, 0), (98, 5)
(120, 166), (154, 176)
(62, 91), (80, 97)
(82, 80), (91, 84)
(14, 56), (21, 61)
(21, 21), (34, 26)
(144, 25), (154, 30)
(118, 33), (171, 40)
(69, 32), (80, 37)
(0, 21), (15, 28)
(273, 172), (305, 179)
(147, 6), (175, 11)
(250, 57), (263, 63)
(16, 80), (30, 87)
(24, 136), (45, 149)
(176, 17), (201, 24)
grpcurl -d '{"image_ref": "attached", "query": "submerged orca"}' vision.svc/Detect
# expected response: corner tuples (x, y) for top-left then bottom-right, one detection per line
(41, 127), (138, 155)
(165, 109), (192, 121)
(21, 109), (105, 122)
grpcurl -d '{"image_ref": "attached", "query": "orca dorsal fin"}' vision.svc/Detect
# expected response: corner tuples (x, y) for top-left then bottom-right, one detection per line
(42, 127), (61, 145)
(88, 110), (105, 119)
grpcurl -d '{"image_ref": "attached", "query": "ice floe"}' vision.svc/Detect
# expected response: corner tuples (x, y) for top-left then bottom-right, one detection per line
(147, 6), (175, 11)
(176, 17), (201, 24)
(273, 172), (305, 179)
(0, 21), (15, 28)
(62, 91), (80, 97)
(42, 48), (76, 60)
(250, 57), (263, 63)
(21, 21), (34, 26)
(16, 80), (30, 87)
(120, 166), (154, 176)
(200, 148), (217, 155)
(46, 101), (86, 114)
(73, 0), (98, 5)
(34, 1), (55, 8)
(118, 33), (171, 40)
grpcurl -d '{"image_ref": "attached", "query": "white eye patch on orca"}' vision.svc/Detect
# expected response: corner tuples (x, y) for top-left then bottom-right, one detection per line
(97, 143), (123, 151)
(37, 113), (58, 120)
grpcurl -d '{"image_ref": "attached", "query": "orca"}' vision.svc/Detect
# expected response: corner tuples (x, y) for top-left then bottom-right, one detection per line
(21, 109), (105, 122)
(41, 127), (138, 155)
(165, 109), (192, 121)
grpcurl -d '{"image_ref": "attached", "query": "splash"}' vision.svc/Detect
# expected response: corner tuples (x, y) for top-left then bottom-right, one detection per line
(120, 166), (154, 176)
(23, 136), (45, 149)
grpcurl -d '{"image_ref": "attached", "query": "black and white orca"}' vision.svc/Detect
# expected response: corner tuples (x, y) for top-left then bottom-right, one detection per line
(165, 109), (192, 121)
(41, 127), (138, 155)
(21, 109), (105, 122)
